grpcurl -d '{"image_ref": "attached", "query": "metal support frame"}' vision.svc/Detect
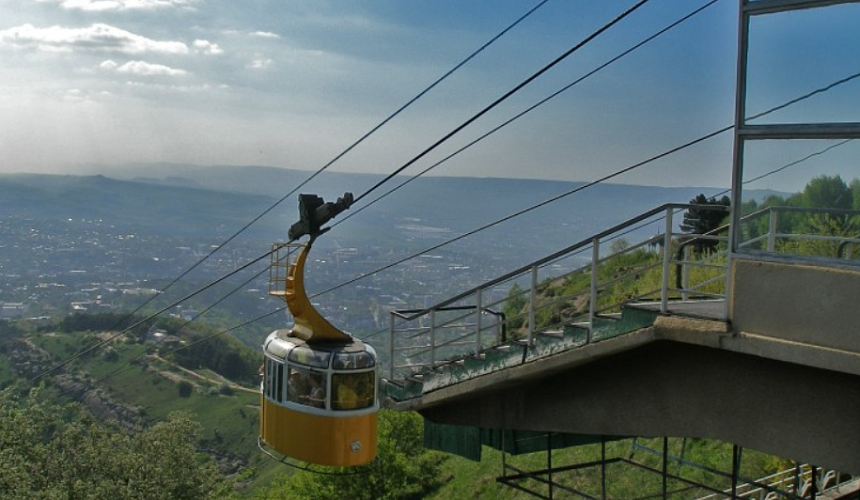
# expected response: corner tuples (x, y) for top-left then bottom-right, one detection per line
(662, 437), (669, 500)
(589, 237), (599, 339)
(601, 437), (607, 500)
(660, 208), (674, 314)
(767, 208), (778, 252)
(388, 313), (395, 379)
(495, 435), (843, 500)
(475, 288), (483, 352)
(731, 445), (741, 498)
(728, 0), (860, 321)
(429, 308), (436, 368)
(730, 0), (860, 255)
(529, 265), (538, 346)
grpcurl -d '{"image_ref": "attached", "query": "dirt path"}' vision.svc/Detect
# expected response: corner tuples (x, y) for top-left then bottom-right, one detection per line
(151, 355), (258, 394)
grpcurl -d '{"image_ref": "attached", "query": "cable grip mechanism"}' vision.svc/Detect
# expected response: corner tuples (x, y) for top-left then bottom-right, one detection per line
(288, 192), (353, 241)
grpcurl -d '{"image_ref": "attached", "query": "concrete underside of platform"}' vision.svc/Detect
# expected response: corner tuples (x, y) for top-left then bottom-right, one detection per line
(412, 323), (860, 473)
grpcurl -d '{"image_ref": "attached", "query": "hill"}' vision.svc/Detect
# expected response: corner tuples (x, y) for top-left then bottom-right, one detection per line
(0, 173), (281, 239)
(61, 164), (761, 257)
(0, 317), (279, 489)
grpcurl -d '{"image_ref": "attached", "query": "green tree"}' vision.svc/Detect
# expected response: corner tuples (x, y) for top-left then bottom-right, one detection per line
(850, 178), (860, 211)
(502, 283), (528, 332)
(178, 380), (194, 398)
(251, 410), (446, 500)
(0, 388), (227, 500)
(680, 194), (731, 254)
(801, 174), (852, 209)
(609, 238), (631, 255)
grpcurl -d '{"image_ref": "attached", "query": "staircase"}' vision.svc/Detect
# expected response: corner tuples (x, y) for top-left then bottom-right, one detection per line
(380, 203), (860, 404)
(382, 203), (732, 402)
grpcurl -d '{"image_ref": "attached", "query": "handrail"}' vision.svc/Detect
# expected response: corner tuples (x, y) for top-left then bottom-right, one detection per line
(387, 202), (860, 382)
(837, 235), (860, 258)
(400, 203), (729, 321)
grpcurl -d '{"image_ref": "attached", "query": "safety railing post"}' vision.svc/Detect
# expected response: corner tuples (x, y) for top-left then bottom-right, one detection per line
(724, 207), (735, 321)
(389, 312), (395, 380)
(475, 288), (483, 353)
(429, 308), (437, 369)
(661, 208), (674, 314)
(496, 300), (503, 345)
(589, 237), (599, 342)
(528, 265), (538, 346)
(681, 245), (691, 301)
(767, 207), (778, 252)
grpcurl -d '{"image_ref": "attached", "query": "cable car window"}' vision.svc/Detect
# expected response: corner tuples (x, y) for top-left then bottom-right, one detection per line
(265, 359), (274, 399)
(331, 371), (375, 411)
(275, 362), (284, 403)
(286, 366), (326, 409)
(288, 345), (331, 368)
(332, 351), (375, 370)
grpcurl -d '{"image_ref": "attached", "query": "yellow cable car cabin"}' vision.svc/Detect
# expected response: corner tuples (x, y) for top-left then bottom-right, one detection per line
(260, 332), (378, 467)
(260, 193), (378, 467)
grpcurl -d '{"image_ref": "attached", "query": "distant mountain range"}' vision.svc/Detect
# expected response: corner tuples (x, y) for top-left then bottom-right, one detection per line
(0, 173), (279, 239)
(2, 164), (773, 257)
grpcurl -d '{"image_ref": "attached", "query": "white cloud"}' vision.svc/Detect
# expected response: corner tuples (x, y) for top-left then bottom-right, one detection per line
(0, 24), (189, 55)
(251, 31), (280, 39)
(110, 60), (188, 76)
(247, 58), (272, 70)
(35, 0), (198, 12)
(62, 88), (86, 102)
(123, 80), (212, 92)
(193, 39), (222, 55)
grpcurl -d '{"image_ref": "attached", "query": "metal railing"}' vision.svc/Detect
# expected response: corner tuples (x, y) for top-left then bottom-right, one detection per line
(737, 205), (860, 261)
(386, 203), (730, 380)
(693, 463), (855, 500)
(386, 203), (860, 381)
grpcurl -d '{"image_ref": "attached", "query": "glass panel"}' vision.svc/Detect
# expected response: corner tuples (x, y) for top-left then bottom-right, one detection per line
(331, 371), (375, 411)
(332, 350), (376, 370)
(746, 3), (860, 125)
(286, 366), (327, 409)
(738, 139), (860, 261)
(265, 359), (274, 399)
(288, 345), (331, 368)
(275, 363), (284, 403)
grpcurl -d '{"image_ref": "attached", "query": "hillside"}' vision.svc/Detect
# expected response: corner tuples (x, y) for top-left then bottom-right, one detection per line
(54, 164), (758, 255)
(0, 173), (281, 239)
(0, 317), (279, 489)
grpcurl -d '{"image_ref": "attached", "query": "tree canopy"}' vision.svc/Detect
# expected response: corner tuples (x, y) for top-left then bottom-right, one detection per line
(0, 388), (228, 500)
(680, 194), (731, 254)
(801, 175), (853, 210)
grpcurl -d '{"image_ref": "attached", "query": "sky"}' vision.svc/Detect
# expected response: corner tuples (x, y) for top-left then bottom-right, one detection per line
(0, 0), (857, 190)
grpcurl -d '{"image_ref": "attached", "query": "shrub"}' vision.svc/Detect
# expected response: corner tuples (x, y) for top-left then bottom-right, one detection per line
(177, 380), (193, 398)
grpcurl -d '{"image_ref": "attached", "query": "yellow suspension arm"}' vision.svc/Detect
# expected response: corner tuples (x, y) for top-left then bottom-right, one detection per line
(277, 241), (351, 343)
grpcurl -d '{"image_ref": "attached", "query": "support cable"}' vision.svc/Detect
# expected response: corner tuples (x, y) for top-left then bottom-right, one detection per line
(30, 247), (275, 382)
(577, 137), (857, 268)
(62, 267), (274, 396)
(314, 69), (860, 298)
(351, 0), (725, 341)
(72, 306), (288, 397)
(352, 0), (655, 205)
(335, 0), (723, 229)
(27, 0), (554, 384)
(69, 135), (857, 391)
(32, 25), (860, 393)
(45, 0), (550, 378)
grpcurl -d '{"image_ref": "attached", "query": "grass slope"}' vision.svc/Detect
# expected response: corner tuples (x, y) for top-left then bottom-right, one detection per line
(428, 438), (789, 499)
(21, 329), (280, 491)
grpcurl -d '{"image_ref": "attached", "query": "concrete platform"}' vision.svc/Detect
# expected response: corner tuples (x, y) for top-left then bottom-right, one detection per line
(630, 299), (726, 320)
